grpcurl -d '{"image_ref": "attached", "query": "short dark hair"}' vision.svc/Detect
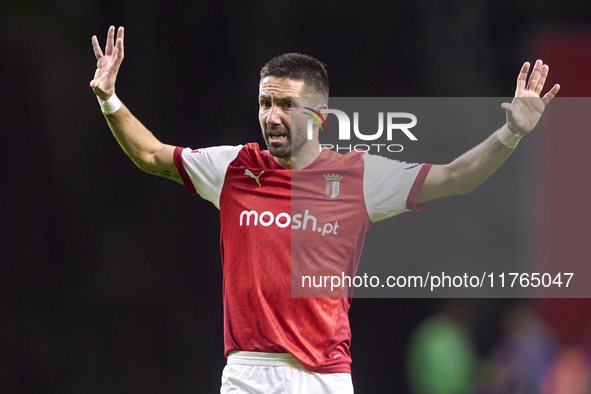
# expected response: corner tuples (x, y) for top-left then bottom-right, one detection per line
(260, 53), (329, 97)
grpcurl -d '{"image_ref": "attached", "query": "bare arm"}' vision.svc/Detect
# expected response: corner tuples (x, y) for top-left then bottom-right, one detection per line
(417, 60), (560, 203)
(90, 26), (182, 184)
(103, 104), (181, 182)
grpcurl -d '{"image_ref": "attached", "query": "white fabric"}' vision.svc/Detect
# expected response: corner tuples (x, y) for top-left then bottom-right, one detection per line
(497, 124), (522, 148)
(97, 93), (122, 114)
(362, 152), (425, 222)
(221, 352), (354, 394)
(180, 145), (424, 220)
(180, 145), (243, 208)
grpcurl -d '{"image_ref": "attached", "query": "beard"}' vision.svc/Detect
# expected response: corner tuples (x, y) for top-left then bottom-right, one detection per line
(264, 123), (307, 159)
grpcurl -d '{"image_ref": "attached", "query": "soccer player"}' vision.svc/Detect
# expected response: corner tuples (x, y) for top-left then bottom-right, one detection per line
(90, 26), (560, 393)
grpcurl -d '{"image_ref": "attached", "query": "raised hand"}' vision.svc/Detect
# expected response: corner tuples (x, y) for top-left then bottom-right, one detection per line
(90, 26), (124, 100)
(501, 60), (560, 136)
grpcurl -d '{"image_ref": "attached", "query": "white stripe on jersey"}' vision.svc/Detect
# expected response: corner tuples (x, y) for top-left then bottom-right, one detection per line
(362, 152), (425, 222)
(180, 145), (243, 208)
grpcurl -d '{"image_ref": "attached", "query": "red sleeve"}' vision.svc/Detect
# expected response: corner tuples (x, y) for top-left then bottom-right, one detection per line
(173, 147), (197, 195)
(406, 164), (433, 211)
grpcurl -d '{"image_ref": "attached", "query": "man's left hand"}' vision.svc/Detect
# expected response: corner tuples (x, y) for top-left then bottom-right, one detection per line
(501, 59), (560, 136)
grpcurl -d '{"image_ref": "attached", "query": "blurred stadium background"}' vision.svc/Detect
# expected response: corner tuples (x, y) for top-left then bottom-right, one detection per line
(2, 0), (591, 392)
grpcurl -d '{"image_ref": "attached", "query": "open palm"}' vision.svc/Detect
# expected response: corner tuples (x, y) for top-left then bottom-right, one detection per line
(501, 60), (560, 136)
(90, 26), (124, 100)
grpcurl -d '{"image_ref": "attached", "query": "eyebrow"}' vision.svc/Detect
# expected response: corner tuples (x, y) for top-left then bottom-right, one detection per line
(258, 95), (301, 106)
(258, 95), (294, 101)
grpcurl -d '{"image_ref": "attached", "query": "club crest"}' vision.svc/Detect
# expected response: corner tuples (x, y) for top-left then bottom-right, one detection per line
(323, 174), (343, 199)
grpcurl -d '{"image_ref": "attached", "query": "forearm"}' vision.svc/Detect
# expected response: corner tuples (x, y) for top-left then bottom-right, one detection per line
(445, 129), (514, 194)
(418, 60), (559, 204)
(91, 27), (181, 183)
(103, 102), (165, 171)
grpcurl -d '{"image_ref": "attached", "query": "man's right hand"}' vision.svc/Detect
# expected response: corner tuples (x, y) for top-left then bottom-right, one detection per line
(90, 26), (124, 100)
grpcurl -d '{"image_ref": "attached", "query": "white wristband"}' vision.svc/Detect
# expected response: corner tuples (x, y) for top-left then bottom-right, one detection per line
(97, 93), (122, 115)
(496, 124), (522, 148)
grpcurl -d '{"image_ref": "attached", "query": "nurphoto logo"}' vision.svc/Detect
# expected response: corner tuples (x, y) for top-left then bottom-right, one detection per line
(306, 108), (418, 153)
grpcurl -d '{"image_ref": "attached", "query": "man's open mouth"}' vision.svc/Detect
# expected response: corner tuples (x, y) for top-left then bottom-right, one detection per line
(268, 132), (287, 142)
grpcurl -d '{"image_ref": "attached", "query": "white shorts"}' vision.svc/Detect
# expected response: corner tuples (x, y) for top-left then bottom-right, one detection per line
(220, 351), (354, 394)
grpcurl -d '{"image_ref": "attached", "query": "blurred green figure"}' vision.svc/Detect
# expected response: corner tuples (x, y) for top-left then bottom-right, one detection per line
(407, 301), (479, 394)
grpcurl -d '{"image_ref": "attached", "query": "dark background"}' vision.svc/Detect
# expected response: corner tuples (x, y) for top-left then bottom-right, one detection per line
(2, 0), (591, 393)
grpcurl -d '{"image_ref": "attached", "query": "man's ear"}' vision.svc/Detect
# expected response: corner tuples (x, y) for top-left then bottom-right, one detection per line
(319, 103), (329, 121)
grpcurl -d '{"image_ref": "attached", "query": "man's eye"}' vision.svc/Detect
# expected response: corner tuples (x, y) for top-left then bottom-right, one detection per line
(260, 101), (270, 108)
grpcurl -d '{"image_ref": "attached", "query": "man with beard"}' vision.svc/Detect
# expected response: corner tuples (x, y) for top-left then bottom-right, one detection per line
(91, 26), (559, 393)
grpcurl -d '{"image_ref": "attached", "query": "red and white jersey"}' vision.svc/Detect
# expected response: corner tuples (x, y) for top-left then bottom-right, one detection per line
(173, 143), (432, 373)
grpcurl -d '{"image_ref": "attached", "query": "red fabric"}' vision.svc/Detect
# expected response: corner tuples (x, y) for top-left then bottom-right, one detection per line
(219, 144), (371, 373)
(173, 147), (197, 195)
(406, 164), (432, 211)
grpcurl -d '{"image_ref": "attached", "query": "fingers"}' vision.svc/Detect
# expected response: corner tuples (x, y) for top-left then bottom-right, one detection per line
(89, 73), (104, 89)
(93, 26), (124, 61)
(91, 35), (103, 60)
(117, 26), (124, 43)
(526, 59), (543, 91)
(516, 62), (530, 91)
(91, 26), (124, 94)
(501, 102), (513, 112)
(534, 64), (549, 96)
(518, 59), (556, 99)
(105, 25), (115, 56)
(115, 27), (125, 61)
(90, 71), (106, 88)
(542, 84), (561, 106)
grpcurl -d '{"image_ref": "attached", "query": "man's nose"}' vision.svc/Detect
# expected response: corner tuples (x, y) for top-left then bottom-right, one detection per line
(267, 104), (281, 124)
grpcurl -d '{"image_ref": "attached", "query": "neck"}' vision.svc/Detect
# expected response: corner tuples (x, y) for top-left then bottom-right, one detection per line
(274, 141), (321, 169)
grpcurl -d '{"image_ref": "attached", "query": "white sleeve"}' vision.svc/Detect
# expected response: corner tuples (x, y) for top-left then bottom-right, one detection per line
(173, 145), (243, 209)
(363, 152), (431, 222)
